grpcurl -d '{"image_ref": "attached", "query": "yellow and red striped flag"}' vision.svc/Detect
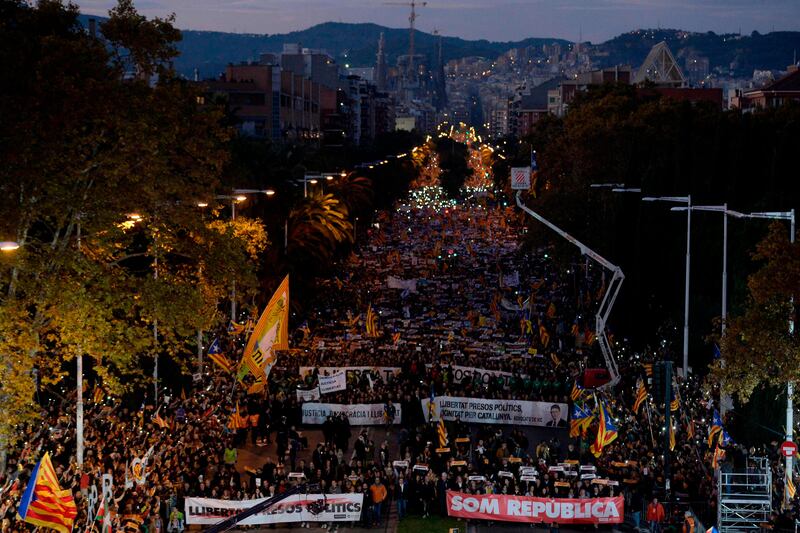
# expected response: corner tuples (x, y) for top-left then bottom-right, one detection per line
(152, 409), (170, 429)
(17, 453), (77, 533)
(366, 305), (379, 337)
(570, 382), (585, 401)
(590, 400), (618, 457)
(539, 324), (550, 348)
(207, 338), (233, 373)
(633, 380), (648, 414)
(228, 402), (247, 430)
(712, 445), (726, 469)
(438, 418), (448, 448)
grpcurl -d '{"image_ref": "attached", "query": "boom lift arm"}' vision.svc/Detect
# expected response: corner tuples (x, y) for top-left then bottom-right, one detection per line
(515, 191), (623, 387)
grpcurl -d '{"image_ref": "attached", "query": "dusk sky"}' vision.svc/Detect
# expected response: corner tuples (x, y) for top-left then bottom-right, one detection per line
(80, 0), (800, 43)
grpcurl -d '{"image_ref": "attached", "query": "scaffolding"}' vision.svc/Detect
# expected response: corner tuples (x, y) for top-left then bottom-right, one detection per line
(718, 457), (772, 532)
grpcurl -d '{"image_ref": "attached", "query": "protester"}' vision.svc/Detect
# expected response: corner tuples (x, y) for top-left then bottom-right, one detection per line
(0, 193), (765, 532)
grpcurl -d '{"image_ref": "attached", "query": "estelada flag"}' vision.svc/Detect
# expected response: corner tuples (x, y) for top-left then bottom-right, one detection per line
(570, 401), (593, 438)
(240, 275), (289, 380)
(590, 400), (618, 457)
(707, 409), (724, 446)
(17, 453), (77, 533)
(570, 382), (585, 402)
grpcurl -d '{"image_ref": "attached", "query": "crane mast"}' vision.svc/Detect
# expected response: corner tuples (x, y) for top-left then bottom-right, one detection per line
(384, 1), (427, 85)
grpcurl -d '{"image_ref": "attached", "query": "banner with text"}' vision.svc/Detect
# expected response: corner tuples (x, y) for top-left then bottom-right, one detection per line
(387, 276), (418, 293)
(423, 396), (568, 427)
(299, 366), (401, 382)
(302, 403), (402, 426)
(296, 388), (321, 402)
(185, 494), (363, 525)
(318, 371), (347, 395)
(446, 492), (623, 525)
(426, 364), (529, 389)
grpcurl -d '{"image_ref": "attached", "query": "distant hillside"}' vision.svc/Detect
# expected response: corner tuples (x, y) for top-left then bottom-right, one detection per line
(592, 28), (800, 77)
(78, 16), (799, 79)
(79, 16), (569, 78)
(176, 22), (570, 79)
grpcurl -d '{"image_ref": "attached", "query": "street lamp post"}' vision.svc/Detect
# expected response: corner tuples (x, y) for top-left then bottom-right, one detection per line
(121, 213), (161, 405)
(669, 206), (795, 498)
(303, 174), (320, 198)
(76, 219), (84, 467)
(670, 204), (733, 414)
(732, 209), (795, 502)
(212, 189), (276, 323)
(643, 195), (692, 378)
(302, 172), (339, 198)
(669, 204), (729, 333)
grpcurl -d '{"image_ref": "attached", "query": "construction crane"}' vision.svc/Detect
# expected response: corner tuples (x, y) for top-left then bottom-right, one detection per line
(384, 1), (427, 83)
(514, 191), (623, 388)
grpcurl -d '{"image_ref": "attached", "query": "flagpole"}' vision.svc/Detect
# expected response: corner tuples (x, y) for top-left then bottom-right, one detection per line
(645, 402), (656, 449)
(76, 218), (84, 469)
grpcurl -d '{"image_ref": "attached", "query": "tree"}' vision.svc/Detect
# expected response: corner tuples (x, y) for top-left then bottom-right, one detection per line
(286, 192), (353, 267)
(328, 173), (374, 216)
(0, 0), (265, 451)
(712, 223), (800, 402)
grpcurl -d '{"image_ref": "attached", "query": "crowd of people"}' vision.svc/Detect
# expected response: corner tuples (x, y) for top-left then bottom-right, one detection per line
(0, 188), (797, 532)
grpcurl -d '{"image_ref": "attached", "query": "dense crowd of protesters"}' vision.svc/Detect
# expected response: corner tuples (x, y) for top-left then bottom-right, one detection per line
(0, 191), (796, 532)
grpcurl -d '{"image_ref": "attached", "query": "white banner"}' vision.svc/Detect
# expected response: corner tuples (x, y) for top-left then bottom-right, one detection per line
(296, 388), (321, 402)
(387, 276), (418, 293)
(318, 371), (347, 395)
(302, 403), (402, 426)
(299, 366), (401, 382)
(431, 365), (528, 389)
(185, 494), (363, 525)
(422, 396), (568, 428)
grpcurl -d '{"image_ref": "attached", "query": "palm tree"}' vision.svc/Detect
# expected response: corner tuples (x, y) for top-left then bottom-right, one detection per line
(286, 192), (353, 266)
(328, 173), (373, 215)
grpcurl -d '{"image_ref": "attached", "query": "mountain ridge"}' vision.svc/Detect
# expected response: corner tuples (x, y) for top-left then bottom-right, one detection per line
(78, 16), (800, 80)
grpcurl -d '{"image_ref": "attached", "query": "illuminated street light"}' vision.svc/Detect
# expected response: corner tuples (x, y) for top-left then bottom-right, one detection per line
(216, 188), (277, 321)
(197, 202), (209, 208)
(0, 241), (20, 251)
